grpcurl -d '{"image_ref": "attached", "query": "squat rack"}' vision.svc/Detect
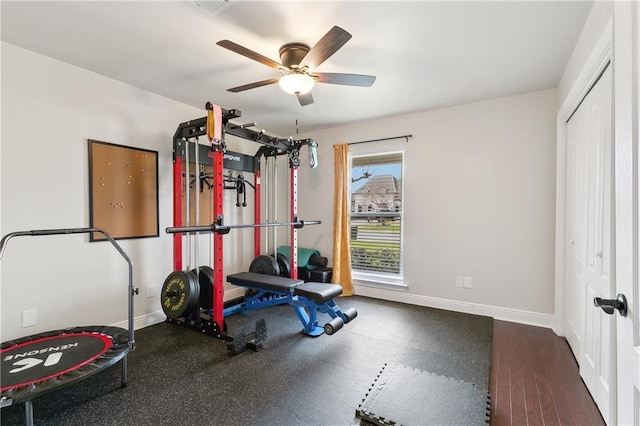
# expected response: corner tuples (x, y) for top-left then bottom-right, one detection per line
(171, 102), (316, 337)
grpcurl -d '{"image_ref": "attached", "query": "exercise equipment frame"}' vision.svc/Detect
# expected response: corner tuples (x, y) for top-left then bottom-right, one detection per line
(170, 102), (320, 346)
(0, 227), (137, 426)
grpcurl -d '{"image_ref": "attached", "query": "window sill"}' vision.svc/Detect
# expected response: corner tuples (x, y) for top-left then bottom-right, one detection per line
(353, 272), (408, 291)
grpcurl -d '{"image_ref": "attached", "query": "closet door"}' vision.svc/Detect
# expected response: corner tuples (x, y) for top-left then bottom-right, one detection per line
(564, 106), (585, 354)
(565, 64), (613, 422)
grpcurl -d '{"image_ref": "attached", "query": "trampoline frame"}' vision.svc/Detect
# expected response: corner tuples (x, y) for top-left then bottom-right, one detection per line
(0, 227), (136, 425)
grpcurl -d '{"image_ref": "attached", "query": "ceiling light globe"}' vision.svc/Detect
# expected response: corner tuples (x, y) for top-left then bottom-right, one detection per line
(279, 73), (315, 95)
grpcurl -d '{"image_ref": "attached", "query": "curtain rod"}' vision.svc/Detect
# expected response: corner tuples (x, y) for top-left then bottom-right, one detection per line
(347, 134), (413, 146)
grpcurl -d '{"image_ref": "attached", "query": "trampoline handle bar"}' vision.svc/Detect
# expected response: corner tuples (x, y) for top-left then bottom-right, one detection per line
(0, 227), (136, 350)
(166, 220), (321, 234)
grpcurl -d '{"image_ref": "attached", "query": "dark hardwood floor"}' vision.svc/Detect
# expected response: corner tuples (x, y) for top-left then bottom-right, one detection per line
(490, 320), (605, 425)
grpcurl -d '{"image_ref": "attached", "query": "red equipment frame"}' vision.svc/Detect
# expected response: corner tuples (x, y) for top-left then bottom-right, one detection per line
(171, 102), (309, 334)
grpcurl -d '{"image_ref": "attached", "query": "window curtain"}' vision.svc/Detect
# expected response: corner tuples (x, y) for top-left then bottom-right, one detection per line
(332, 144), (353, 296)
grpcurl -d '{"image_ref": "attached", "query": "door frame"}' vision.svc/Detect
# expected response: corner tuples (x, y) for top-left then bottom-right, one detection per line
(611, 1), (639, 424)
(555, 19), (612, 336)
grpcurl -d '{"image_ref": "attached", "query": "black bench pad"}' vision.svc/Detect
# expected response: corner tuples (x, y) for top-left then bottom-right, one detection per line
(294, 282), (343, 304)
(227, 272), (303, 293)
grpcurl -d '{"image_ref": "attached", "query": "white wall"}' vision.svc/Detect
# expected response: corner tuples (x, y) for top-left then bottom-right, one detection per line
(558, 0), (613, 104)
(297, 89), (558, 324)
(0, 41), (561, 336)
(0, 43), (254, 341)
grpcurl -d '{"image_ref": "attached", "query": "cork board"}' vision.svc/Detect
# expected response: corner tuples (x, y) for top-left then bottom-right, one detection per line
(88, 140), (159, 241)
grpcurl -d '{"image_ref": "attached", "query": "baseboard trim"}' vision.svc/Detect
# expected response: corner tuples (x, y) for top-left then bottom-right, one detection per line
(111, 287), (250, 331)
(113, 286), (554, 331)
(111, 311), (167, 331)
(353, 285), (554, 329)
(224, 286), (246, 300)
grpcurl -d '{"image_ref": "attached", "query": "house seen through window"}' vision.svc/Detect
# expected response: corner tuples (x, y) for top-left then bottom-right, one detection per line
(350, 152), (403, 277)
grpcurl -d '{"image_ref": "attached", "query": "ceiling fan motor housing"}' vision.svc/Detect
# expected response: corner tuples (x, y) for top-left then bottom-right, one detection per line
(279, 43), (310, 69)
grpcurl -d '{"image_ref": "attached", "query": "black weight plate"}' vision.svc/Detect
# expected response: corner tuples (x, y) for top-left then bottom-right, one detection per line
(187, 270), (200, 316)
(192, 266), (214, 310)
(275, 253), (291, 278)
(249, 255), (280, 276)
(161, 270), (199, 319)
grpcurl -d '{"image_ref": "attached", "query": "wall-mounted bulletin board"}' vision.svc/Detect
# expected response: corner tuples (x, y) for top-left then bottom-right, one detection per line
(88, 139), (159, 241)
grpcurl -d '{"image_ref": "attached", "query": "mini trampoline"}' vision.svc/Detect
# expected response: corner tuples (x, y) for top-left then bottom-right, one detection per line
(0, 228), (136, 426)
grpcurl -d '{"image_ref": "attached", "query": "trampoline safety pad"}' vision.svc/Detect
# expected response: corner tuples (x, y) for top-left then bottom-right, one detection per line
(1, 326), (131, 406)
(356, 363), (491, 425)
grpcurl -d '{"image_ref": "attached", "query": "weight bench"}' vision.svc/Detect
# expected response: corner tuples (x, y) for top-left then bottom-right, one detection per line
(226, 272), (357, 337)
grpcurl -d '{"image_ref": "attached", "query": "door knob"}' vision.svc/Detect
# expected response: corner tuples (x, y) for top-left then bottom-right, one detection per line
(593, 294), (628, 317)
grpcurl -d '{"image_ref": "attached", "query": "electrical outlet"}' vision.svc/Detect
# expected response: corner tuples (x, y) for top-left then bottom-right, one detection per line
(463, 276), (473, 288)
(455, 275), (464, 288)
(146, 285), (155, 298)
(22, 309), (37, 327)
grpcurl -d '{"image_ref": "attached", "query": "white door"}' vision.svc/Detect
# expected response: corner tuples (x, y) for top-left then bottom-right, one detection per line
(566, 64), (614, 423)
(565, 96), (587, 355)
(613, 2), (639, 424)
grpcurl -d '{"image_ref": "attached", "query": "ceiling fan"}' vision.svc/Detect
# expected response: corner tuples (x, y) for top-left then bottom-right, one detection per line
(216, 26), (376, 106)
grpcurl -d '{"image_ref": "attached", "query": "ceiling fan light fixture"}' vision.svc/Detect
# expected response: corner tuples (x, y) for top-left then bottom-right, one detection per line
(279, 73), (315, 95)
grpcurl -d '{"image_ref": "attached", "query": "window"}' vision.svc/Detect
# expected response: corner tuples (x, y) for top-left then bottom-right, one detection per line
(349, 152), (403, 280)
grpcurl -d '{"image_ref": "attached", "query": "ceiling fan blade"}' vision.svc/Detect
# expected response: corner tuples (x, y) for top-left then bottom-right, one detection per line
(297, 92), (314, 106)
(227, 78), (280, 93)
(299, 26), (352, 71)
(217, 40), (286, 71)
(314, 73), (376, 87)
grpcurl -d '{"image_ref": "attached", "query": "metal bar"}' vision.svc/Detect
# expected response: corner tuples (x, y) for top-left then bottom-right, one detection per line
(121, 356), (128, 387)
(185, 136), (191, 269)
(272, 156), (278, 257)
(166, 220), (321, 235)
(194, 137), (200, 271)
(209, 103), (225, 330)
(175, 141), (259, 173)
(290, 166), (299, 279)
(0, 227), (136, 349)
(172, 108), (239, 143)
(264, 157), (270, 252)
(173, 107), (310, 154)
(254, 169), (261, 258)
(25, 400), (33, 426)
(173, 156), (183, 271)
(347, 134), (413, 146)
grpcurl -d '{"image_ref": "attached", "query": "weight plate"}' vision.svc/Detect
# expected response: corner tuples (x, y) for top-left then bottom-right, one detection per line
(187, 270), (200, 316)
(249, 255), (280, 276)
(275, 253), (291, 278)
(192, 266), (214, 310)
(161, 270), (199, 319)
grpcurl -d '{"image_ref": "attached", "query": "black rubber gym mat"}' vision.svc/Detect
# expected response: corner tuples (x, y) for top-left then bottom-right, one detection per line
(0, 297), (492, 425)
(357, 362), (490, 425)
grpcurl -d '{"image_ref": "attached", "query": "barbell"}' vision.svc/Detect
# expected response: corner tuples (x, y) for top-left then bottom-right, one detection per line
(166, 220), (320, 235)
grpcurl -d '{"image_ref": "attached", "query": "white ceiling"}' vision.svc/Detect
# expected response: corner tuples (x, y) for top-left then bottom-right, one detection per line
(1, 1), (593, 137)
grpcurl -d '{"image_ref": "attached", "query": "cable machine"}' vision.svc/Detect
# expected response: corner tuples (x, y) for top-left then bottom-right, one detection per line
(163, 102), (355, 353)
